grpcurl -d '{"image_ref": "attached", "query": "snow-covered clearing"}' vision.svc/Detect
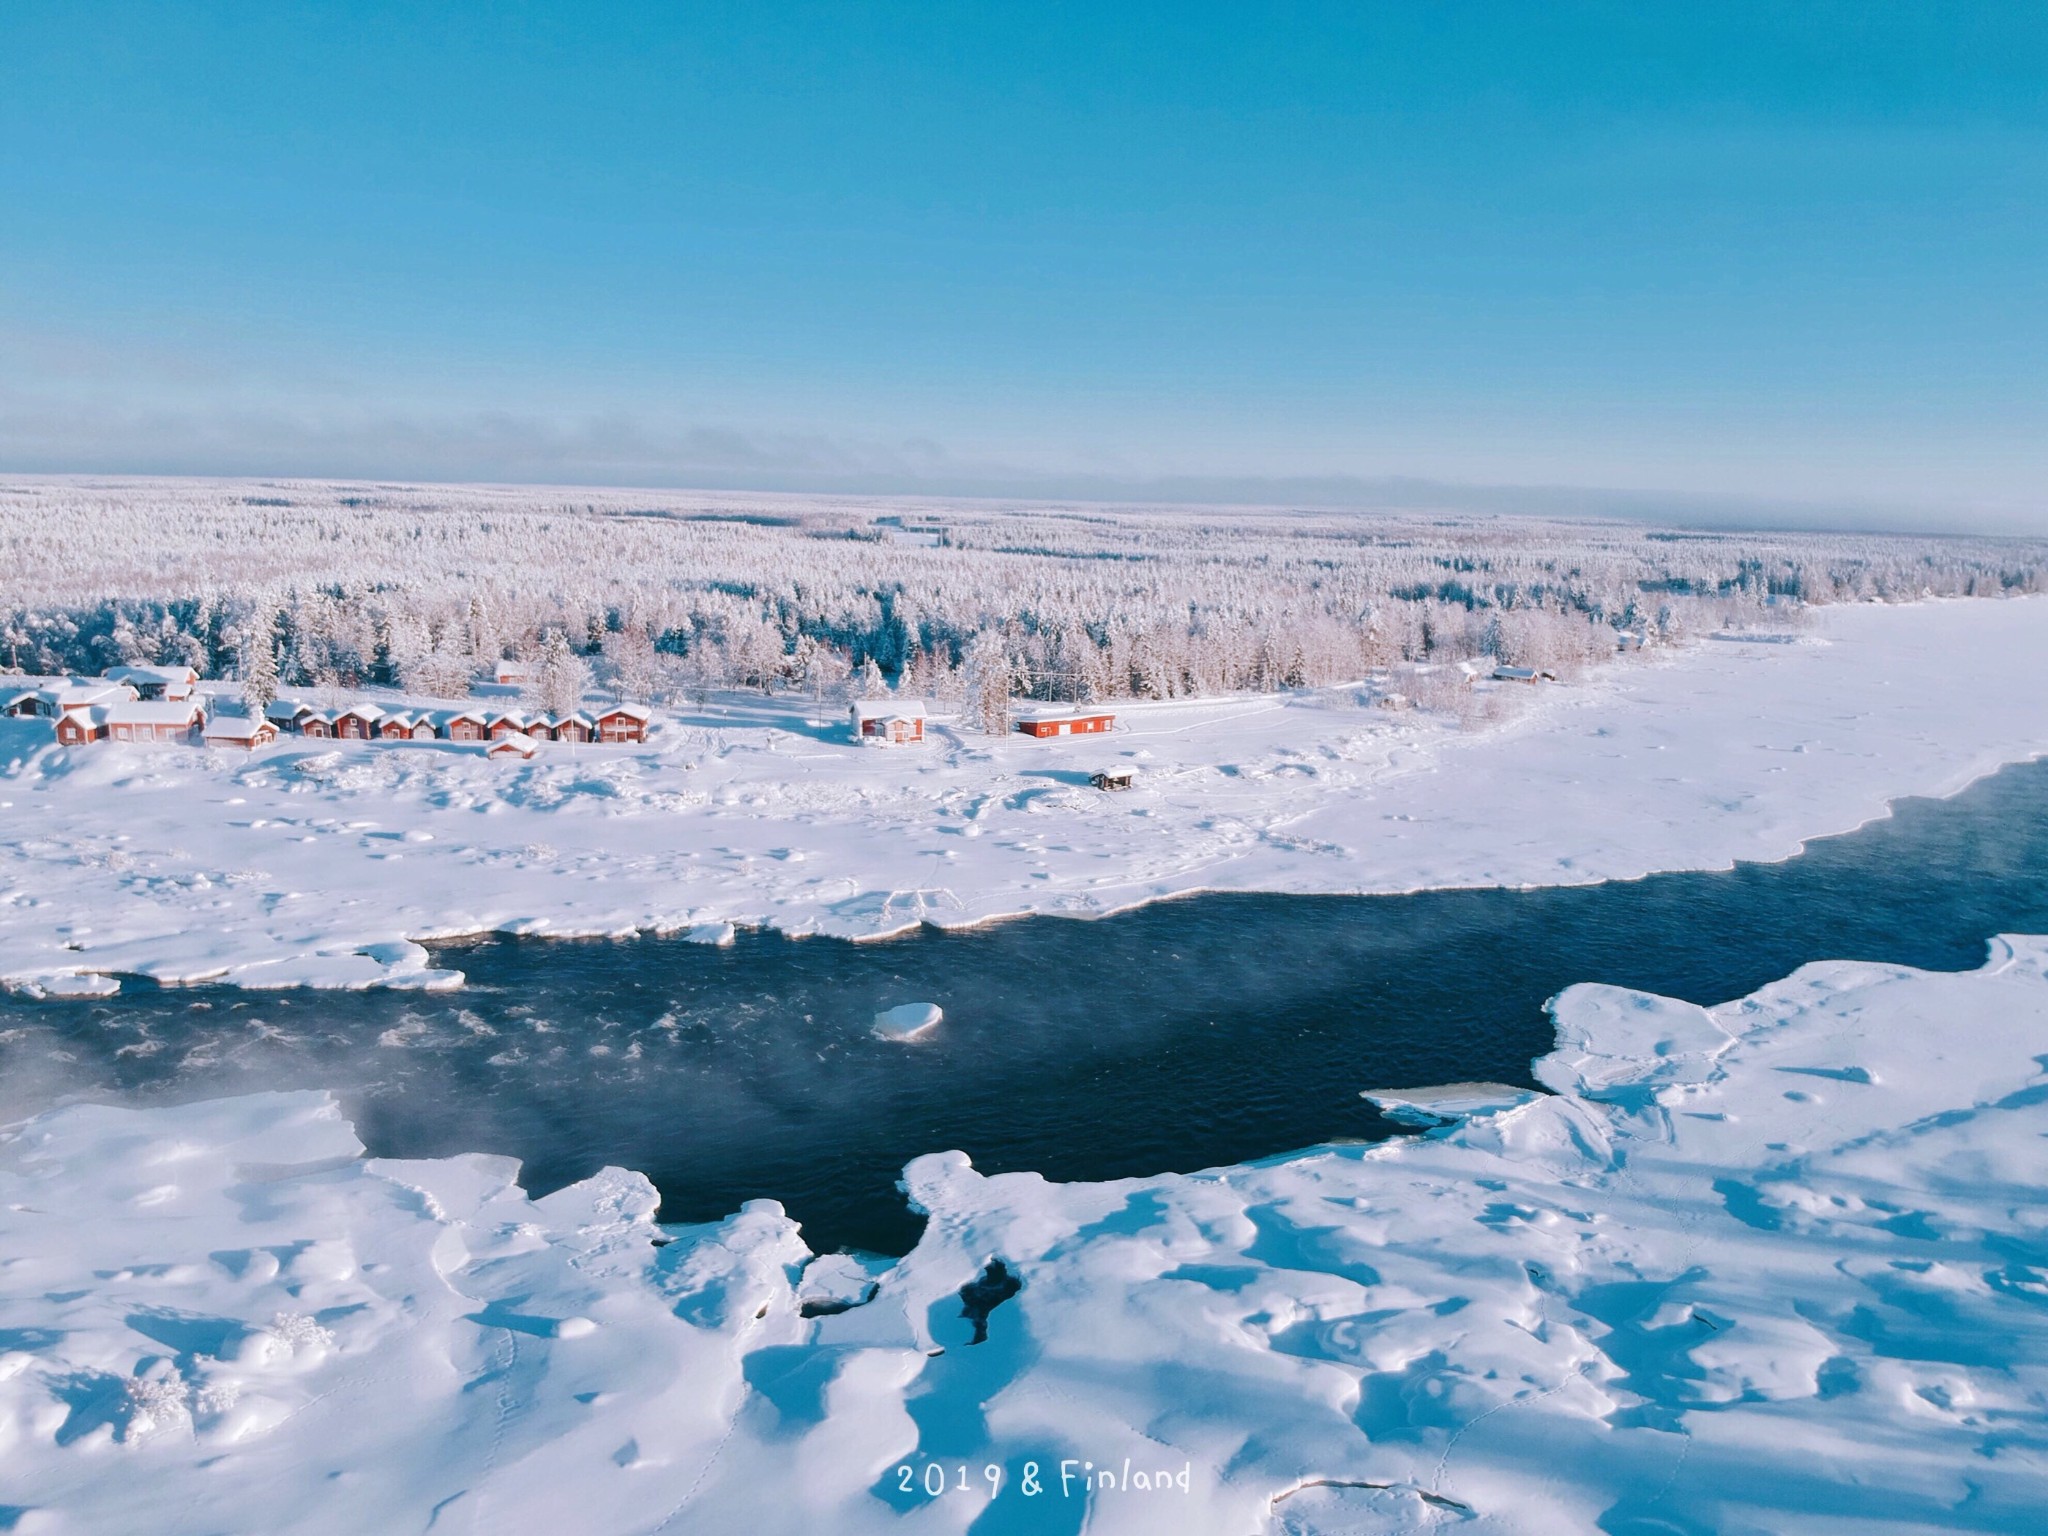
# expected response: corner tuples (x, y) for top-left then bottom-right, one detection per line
(5, 935), (2045, 1532)
(3, 596), (2045, 992)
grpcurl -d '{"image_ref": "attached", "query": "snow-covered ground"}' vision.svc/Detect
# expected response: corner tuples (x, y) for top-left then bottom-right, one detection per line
(3, 596), (2046, 992)
(5, 935), (2045, 1533)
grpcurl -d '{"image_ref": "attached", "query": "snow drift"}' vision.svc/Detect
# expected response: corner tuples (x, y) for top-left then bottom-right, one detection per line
(4, 939), (2048, 1532)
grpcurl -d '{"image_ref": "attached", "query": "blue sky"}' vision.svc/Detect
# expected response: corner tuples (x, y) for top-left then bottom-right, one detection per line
(2, 2), (2044, 527)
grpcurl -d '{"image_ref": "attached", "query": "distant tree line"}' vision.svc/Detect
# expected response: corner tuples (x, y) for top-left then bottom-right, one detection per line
(3, 479), (2043, 710)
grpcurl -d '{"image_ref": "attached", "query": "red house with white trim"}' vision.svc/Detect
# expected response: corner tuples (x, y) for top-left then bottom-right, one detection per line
(55, 708), (105, 746)
(334, 704), (384, 739)
(104, 698), (205, 743)
(593, 704), (651, 743)
(377, 711), (437, 741)
(849, 698), (926, 746)
(441, 709), (487, 742)
(203, 715), (278, 750)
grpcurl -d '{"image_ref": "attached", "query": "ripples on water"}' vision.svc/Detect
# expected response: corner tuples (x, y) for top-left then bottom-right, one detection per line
(5, 760), (2048, 1253)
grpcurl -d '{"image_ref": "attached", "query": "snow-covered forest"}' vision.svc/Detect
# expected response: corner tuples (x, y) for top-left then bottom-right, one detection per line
(5, 476), (2044, 709)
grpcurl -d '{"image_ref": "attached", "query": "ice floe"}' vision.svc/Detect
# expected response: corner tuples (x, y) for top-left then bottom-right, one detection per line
(872, 1001), (943, 1040)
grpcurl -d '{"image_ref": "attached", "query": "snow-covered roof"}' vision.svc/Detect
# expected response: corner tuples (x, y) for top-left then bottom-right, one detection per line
(440, 707), (487, 723)
(594, 703), (652, 722)
(45, 683), (133, 710)
(849, 697), (927, 723)
(1013, 703), (1114, 722)
(105, 663), (199, 686)
(486, 735), (537, 756)
(1492, 665), (1539, 680)
(202, 715), (273, 742)
(335, 703), (386, 721)
(264, 699), (311, 721)
(105, 699), (204, 726)
(485, 709), (529, 726)
(379, 710), (418, 726)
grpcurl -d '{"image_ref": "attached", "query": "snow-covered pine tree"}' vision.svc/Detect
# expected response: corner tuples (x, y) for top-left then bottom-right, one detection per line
(961, 630), (1011, 734)
(240, 615), (281, 714)
(527, 629), (592, 718)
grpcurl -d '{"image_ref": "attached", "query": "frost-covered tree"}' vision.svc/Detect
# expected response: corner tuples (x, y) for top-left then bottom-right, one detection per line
(599, 626), (660, 703)
(719, 615), (783, 693)
(781, 632), (819, 691)
(0, 477), (2041, 710)
(853, 657), (887, 698)
(240, 615), (281, 714)
(402, 650), (474, 699)
(526, 629), (591, 718)
(961, 630), (1012, 734)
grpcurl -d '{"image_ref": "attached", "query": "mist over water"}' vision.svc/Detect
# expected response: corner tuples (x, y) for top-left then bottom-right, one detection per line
(5, 760), (2048, 1254)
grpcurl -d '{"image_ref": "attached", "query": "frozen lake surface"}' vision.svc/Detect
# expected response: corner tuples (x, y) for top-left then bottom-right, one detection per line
(5, 759), (2047, 1254)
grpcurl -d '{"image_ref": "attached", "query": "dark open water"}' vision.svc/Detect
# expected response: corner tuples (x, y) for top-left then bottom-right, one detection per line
(4, 760), (2046, 1253)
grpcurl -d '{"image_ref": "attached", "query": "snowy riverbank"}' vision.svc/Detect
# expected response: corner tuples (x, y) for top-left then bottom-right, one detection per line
(4, 937), (2045, 1532)
(4, 595), (2047, 993)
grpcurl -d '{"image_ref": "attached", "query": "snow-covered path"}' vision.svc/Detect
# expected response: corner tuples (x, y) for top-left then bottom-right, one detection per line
(3, 596), (2046, 992)
(5, 937), (2046, 1532)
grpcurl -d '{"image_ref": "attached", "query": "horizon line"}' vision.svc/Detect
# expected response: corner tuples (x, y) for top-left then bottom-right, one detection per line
(5, 463), (2041, 543)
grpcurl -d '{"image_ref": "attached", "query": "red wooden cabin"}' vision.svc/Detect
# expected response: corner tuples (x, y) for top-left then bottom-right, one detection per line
(1014, 709), (1116, 738)
(593, 705), (651, 743)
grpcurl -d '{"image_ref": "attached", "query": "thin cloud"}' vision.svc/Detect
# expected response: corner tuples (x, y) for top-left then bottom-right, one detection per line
(0, 388), (2040, 537)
